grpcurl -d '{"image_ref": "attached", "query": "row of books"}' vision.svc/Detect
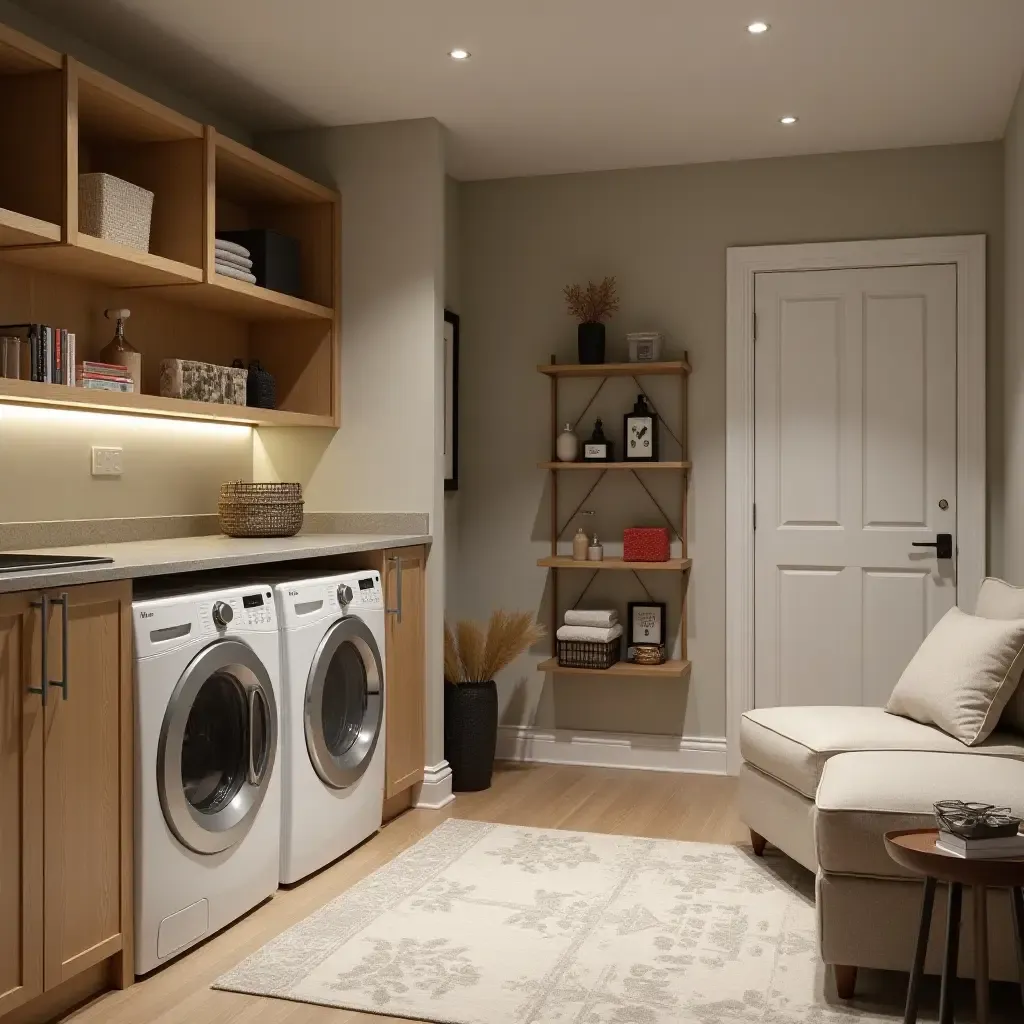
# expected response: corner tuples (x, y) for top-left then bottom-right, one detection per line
(0, 324), (133, 391)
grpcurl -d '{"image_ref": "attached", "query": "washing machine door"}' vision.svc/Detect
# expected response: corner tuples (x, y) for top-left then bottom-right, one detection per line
(305, 616), (383, 789)
(158, 639), (278, 855)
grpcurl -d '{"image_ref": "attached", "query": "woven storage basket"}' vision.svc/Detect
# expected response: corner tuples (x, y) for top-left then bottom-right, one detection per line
(218, 482), (303, 538)
(557, 637), (620, 670)
(78, 173), (154, 252)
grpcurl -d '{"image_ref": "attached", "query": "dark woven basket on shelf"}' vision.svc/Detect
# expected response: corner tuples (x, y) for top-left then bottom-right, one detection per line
(557, 638), (620, 670)
(218, 481), (303, 538)
(444, 680), (498, 791)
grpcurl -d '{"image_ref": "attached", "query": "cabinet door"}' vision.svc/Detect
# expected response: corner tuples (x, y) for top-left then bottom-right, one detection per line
(383, 547), (426, 798)
(43, 581), (132, 989)
(0, 592), (44, 1016)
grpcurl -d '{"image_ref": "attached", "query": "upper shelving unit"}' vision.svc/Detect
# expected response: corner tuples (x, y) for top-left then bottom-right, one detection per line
(0, 31), (341, 427)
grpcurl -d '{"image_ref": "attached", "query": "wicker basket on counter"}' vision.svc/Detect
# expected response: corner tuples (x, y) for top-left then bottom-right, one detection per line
(218, 482), (304, 538)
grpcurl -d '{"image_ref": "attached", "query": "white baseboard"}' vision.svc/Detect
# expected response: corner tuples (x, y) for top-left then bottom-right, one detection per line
(413, 761), (455, 809)
(496, 726), (727, 775)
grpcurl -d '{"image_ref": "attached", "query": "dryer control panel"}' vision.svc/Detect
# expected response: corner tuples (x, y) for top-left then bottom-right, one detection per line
(277, 571), (383, 628)
(133, 585), (278, 658)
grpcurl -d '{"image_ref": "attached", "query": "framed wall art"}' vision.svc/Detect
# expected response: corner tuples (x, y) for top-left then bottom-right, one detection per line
(444, 309), (460, 491)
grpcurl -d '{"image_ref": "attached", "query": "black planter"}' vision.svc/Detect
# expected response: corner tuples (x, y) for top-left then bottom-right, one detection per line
(577, 322), (606, 364)
(444, 679), (498, 791)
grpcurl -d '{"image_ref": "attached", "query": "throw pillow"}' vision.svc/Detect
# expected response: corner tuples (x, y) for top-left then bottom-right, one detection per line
(886, 606), (1024, 746)
(975, 577), (1024, 734)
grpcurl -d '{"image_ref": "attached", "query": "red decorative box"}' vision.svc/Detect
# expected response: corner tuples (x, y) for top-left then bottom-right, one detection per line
(623, 527), (670, 562)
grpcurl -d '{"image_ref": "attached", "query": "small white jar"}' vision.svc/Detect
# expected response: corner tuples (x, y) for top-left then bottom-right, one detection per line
(556, 423), (579, 462)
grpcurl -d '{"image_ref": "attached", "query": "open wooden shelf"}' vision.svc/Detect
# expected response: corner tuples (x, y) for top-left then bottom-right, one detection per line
(540, 460), (690, 471)
(538, 556), (692, 572)
(0, 377), (334, 427)
(0, 39), (341, 427)
(538, 360), (691, 378)
(539, 657), (692, 679)
(1, 233), (203, 287)
(0, 207), (61, 246)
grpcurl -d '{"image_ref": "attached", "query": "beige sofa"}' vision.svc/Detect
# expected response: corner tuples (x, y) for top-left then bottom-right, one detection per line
(739, 578), (1024, 998)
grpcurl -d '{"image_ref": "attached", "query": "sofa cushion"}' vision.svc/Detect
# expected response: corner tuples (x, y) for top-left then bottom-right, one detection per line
(741, 705), (1024, 800)
(885, 607), (1024, 745)
(816, 750), (1024, 878)
(975, 576), (1024, 733)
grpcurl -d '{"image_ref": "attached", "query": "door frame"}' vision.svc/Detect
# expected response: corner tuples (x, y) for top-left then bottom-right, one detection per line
(725, 235), (986, 775)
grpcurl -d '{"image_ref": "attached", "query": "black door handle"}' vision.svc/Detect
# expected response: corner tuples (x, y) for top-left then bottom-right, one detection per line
(912, 533), (953, 559)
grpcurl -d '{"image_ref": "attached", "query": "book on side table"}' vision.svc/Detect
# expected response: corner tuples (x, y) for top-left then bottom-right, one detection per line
(935, 830), (1024, 859)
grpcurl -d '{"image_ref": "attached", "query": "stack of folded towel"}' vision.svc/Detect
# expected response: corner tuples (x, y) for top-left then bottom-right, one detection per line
(215, 238), (257, 284)
(556, 608), (622, 644)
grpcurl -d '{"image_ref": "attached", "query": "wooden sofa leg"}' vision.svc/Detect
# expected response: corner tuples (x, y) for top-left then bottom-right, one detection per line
(750, 829), (767, 857)
(833, 964), (858, 1000)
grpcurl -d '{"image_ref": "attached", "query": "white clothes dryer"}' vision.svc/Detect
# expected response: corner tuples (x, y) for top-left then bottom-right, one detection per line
(270, 569), (386, 884)
(133, 583), (281, 975)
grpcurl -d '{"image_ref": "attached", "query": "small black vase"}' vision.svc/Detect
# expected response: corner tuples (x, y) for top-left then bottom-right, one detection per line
(444, 679), (498, 791)
(577, 322), (606, 364)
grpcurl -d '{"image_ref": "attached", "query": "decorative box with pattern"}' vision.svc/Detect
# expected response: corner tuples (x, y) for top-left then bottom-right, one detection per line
(623, 526), (670, 562)
(160, 359), (247, 406)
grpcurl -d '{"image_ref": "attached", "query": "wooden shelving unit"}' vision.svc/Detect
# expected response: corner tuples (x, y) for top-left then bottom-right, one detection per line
(539, 460), (691, 471)
(538, 556), (692, 572)
(0, 35), (340, 427)
(539, 355), (692, 680)
(537, 657), (692, 679)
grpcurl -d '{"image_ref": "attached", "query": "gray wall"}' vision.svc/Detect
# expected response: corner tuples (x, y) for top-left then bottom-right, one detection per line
(1002, 77), (1024, 584)
(451, 143), (1005, 740)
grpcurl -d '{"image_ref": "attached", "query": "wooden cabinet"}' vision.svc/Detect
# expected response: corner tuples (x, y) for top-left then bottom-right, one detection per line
(0, 581), (132, 1020)
(383, 547), (426, 798)
(0, 594), (43, 1017)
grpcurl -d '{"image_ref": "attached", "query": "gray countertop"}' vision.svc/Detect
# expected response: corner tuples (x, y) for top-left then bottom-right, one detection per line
(0, 532), (431, 594)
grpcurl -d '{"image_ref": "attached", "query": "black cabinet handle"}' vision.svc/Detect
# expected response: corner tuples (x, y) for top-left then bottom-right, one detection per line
(912, 534), (953, 559)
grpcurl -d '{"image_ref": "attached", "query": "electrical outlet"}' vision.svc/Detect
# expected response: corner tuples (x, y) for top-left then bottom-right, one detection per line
(91, 446), (123, 477)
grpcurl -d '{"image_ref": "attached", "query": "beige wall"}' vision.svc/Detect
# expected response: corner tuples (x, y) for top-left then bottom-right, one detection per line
(1002, 76), (1024, 583)
(254, 119), (448, 767)
(452, 142), (1005, 739)
(0, 4), (254, 531)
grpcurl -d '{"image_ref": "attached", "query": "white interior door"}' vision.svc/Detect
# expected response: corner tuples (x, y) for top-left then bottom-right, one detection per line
(754, 264), (957, 709)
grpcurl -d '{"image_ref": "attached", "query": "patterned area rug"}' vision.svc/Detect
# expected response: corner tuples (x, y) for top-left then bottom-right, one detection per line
(215, 820), (893, 1023)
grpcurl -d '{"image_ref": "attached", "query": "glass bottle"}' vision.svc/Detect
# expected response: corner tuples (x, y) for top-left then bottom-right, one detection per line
(100, 308), (141, 393)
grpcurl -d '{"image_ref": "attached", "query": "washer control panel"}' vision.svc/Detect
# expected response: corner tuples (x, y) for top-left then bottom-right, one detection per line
(278, 571), (383, 627)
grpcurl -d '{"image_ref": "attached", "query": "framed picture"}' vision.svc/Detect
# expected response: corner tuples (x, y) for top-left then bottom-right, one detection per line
(444, 310), (459, 491)
(627, 601), (666, 647)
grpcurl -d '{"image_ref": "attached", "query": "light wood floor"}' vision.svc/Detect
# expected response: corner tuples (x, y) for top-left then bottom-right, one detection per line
(53, 763), (747, 1024)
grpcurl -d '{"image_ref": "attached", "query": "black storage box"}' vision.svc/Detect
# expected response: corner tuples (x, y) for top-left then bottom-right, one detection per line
(216, 229), (301, 298)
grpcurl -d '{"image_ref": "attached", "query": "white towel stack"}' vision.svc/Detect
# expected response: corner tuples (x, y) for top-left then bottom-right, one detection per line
(556, 609), (621, 643)
(215, 238), (257, 285)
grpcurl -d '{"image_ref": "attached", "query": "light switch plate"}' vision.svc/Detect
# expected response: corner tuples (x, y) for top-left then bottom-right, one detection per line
(91, 446), (123, 477)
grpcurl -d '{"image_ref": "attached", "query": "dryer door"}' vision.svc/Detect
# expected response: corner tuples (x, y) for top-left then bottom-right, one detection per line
(305, 616), (383, 789)
(158, 639), (278, 855)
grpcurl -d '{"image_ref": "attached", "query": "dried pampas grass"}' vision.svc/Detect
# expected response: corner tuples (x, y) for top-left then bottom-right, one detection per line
(445, 610), (546, 683)
(564, 276), (619, 324)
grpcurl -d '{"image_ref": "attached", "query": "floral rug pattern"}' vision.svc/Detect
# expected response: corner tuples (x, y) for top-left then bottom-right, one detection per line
(215, 819), (899, 1023)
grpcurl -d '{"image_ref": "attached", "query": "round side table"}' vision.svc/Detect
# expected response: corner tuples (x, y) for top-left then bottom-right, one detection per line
(884, 828), (1024, 1024)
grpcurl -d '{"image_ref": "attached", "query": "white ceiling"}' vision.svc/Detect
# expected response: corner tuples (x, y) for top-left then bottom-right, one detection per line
(14, 0), (1024, 180)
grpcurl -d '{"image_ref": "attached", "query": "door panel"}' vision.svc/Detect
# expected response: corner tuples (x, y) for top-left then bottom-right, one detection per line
(384, 547), (426, 799)
(755, 265), (957, 709)
(0, 593), (43, 1015)
(43, 581), (131, 988)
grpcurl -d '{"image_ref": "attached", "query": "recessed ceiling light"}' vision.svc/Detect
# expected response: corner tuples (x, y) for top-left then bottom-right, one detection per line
(779, 115), (798, 125)
(449, 49), (471, 60)
(747, 21), (770, 34)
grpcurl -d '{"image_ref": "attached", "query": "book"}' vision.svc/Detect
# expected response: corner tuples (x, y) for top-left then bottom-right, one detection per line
(76, 378), (134, 393)
(79, 373), (133, 385)
(78, 360), (130, 377)
(43, 326), (52, 384)
(67, 333), (75, 387)
(936, 830), (1024, 859)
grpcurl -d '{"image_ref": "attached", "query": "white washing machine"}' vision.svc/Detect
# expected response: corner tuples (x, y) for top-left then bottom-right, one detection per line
(271, 569), (386, 884)
(133, 583), (281, 975)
